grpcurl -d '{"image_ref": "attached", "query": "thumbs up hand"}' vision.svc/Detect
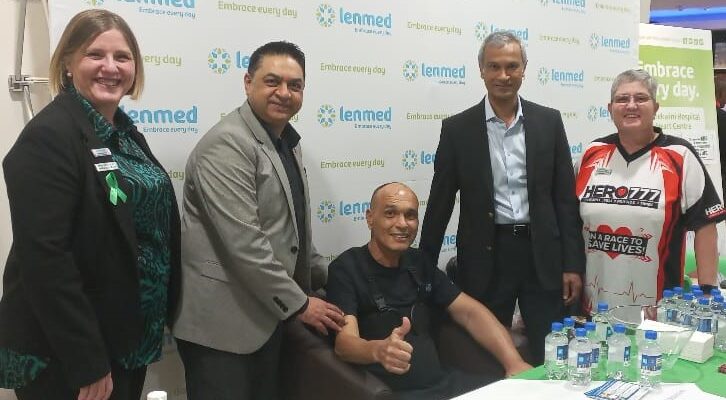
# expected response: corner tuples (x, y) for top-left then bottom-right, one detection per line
(374, 317), (413, 375)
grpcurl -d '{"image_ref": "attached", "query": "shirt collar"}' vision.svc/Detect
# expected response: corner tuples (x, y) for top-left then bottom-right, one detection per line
(484, 95), (524, 123)
(248, 101), (301, 150)
(68, 85), (135, 143)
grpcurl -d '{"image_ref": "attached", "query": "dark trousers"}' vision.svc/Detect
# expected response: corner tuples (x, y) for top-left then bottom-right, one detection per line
(16, 360), (146, 400)
(176, 324), (283, 400)
(482, 229), (565, 365)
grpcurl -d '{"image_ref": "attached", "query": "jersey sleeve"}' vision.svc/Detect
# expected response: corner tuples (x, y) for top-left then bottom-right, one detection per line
(430, 266), (461, 308)
(681, 147), (726, 229)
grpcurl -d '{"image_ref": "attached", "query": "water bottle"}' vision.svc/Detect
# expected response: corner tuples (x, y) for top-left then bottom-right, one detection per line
(568, 328), (592, 386)
(716, 297), (726, 351)
(657, 290), (677, 323)
(680, 293), (695, 326)
(711, 295), (723, 335)
(147, 391), (168, 400)
(639, 330), (662, 389)
(585, 322), (601, 378)
(693, 289), (704, 302)
(691, 284), (701, 293)
(592, 302), (611, 358)
(544, 322), (568, 380)
(696, 297), (714, 333)
(563, 317), (576, 341)
(607, 323), (631, 380)
(673, 286), (683, 300)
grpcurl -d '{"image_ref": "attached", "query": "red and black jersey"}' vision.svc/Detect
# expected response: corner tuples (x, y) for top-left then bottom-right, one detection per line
(574, 129), (725, 313)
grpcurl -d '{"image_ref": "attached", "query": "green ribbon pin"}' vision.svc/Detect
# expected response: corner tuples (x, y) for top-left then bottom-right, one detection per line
(105, 172), (127, 206)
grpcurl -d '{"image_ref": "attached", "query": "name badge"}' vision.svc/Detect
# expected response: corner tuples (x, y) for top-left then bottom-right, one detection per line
(95, 162), (119, 172)
(91, 148), (112, 158)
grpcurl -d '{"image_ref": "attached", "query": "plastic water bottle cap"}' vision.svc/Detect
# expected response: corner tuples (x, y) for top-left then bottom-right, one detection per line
(698, 297), (709, 305)
(585, 321), (596, 331)
(645, 330), (657, 340)
(552, 322), (563, 332)
(597, 302), (608, 312)
(711, 289), (721, 296)
(693, 289), (704, 298)
(683, 293), (694, 301)
(575, 328), (587, 337)
(613, 323), (626, 334)
(563, 317), (574, 327)
(673, 286), (683, 294)
(662, 289), (673, 298)
(147, 392), (167, 400)
(691, 284), (701, 291)
(714, 295), (724, 303)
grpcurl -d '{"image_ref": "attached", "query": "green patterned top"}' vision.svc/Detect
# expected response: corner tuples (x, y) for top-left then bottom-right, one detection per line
(71, 87), (173, 369)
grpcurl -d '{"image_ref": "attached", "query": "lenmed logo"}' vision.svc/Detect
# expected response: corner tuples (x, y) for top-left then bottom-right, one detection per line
(590, 33), (631, 53)
(402, 60), (419, 81)
(317, 105), (337, 128)
(587, 105), (610, 122)
(402, 150), (417, 170)
(118, 0), (196, 19)
(317, 200), (336, 223)
(401, 150), (435, 170)
(315, 4), (392, 35)
(208, 48), (231, 74)
(317, 199), (370, 222)
(120, 105), (199, 134)
(316, 3), (335, 27)
(537, 66), (585, 88)
(208, 48), (251, 74)
(403, 60), (465, 85)
(317, 104), (392, 130)
(540, 0), (586, 14)
(474, 22), (529, 43)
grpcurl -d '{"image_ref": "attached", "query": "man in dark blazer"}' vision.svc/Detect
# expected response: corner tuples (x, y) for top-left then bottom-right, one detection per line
(420, 31), (585, 364)
(172, 41), (344, 400)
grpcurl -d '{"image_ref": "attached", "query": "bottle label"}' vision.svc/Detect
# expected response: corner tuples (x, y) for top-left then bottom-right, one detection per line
(591, 347), (600, 364)
(577, 352), (591, 371)
(640, 354), (661, 374)
(683, 314), (693, 326)
(697, 318), (712, 333)
(556, 344), (568, 364)
(666, 308), (678, 322)
(623, 345), (631, 365)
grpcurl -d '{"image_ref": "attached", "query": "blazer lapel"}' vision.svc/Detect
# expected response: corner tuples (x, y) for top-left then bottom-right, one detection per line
(59, 94), (138, 255)
(521, 99), (538, 198)
(473, 98), (495, 205)
(240, 103), (299, 239)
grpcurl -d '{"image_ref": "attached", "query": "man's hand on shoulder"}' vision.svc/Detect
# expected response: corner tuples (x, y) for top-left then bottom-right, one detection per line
(373, 317), (413, 375)
(297, 297), (345, 335)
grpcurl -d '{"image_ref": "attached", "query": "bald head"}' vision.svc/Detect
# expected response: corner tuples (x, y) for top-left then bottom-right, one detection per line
(369, 182), (419, 210)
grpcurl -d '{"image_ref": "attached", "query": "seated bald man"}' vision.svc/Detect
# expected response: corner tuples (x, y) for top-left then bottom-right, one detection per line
(326, 182), (532, 400)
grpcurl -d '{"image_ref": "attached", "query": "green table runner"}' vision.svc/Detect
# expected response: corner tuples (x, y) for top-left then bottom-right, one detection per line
(514, 350), (726, 397)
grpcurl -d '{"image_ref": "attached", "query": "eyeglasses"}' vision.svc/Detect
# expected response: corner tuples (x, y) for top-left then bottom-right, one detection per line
(612, 94), (652, 105)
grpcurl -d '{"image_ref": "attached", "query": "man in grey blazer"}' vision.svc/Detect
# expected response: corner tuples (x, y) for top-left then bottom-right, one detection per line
(172, 41), (345, 400)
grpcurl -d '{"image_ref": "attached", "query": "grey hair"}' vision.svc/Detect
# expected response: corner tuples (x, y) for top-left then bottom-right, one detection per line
(610, 69), (658, 101)
(477, 31), (528, 67)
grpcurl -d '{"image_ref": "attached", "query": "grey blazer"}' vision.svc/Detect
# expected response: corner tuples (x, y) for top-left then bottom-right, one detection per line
(172, 101), (326, 354)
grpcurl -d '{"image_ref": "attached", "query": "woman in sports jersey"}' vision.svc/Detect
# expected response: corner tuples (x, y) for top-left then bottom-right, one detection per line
(575, 69), (724, 314)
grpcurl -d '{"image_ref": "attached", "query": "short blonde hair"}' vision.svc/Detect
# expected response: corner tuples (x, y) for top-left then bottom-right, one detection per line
(49, 9), (144, 99)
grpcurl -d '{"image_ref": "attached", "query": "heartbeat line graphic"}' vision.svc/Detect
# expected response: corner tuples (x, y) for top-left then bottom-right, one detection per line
(585, 275), (654, 303)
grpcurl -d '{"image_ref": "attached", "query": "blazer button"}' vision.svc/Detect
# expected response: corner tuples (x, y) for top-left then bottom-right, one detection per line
(487, 212), (493, 218)
(291, 246), (298, 254)
(485, 246), (492, 251)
